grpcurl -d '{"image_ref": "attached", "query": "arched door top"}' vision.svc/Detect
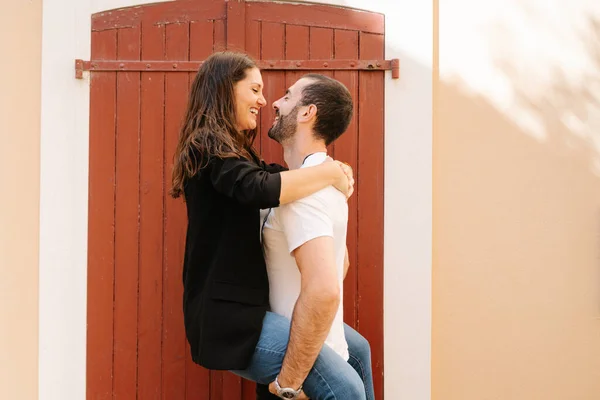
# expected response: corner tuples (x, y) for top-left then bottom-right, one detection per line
(76, 0), (398, 79)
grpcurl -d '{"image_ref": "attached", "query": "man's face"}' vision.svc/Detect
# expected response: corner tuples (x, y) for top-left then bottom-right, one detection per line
(268, 78), (311, 143)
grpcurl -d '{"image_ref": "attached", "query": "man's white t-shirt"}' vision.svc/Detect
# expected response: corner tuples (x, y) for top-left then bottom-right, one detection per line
(262, 152), (349, 361)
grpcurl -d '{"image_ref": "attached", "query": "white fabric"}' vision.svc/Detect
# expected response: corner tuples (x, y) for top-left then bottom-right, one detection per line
(262, 152), (349, 361)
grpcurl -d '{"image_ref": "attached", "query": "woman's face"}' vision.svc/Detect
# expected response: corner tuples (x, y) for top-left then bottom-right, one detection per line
(234, 67), (266, 132)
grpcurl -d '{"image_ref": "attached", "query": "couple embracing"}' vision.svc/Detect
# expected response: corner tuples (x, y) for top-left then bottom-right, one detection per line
(171, 51), (375, 400)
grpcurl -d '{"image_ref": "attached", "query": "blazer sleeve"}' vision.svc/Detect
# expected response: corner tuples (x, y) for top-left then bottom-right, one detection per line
(209, 156), (282, 208)
(260, 160), (289, 173)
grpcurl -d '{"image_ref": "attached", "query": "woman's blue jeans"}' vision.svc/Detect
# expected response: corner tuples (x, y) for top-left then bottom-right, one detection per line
(231, 311), (375, 400)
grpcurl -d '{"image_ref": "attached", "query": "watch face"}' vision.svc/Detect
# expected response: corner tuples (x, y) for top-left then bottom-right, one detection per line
(280, 390), (296, 399)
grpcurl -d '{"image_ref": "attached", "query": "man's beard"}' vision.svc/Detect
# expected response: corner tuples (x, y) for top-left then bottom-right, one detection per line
(268, 106), (299, 144)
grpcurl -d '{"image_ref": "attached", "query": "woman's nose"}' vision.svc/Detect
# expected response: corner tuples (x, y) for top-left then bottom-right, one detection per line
(258, 94), (266, 107)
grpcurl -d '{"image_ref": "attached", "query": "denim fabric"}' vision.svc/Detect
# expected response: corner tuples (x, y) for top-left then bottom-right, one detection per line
(231, 311), (375, 400)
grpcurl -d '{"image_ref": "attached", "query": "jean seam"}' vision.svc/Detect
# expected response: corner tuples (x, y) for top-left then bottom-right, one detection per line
(312, 365), (338, 400)
(348, 353), (367, 382)
(255, 346), (286, 356)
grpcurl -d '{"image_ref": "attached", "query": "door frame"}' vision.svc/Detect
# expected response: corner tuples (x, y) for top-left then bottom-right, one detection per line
(38, 0), (433, 399)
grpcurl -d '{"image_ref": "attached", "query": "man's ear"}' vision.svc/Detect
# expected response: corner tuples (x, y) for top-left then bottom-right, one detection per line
(298, 104), (317, 123)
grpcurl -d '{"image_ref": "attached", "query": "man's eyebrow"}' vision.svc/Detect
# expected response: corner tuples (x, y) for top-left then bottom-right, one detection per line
(285, 89), (291, 96)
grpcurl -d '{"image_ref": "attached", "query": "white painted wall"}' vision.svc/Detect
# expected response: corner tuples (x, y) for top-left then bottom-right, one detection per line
(39, 1), (432, 399)
(39, 1), (170, 399)
(318, 1), (433, 399)
(39, 0), (88, 397)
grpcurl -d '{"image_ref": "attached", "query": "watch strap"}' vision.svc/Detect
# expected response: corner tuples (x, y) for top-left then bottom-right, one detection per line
(275, 376), (303, 398)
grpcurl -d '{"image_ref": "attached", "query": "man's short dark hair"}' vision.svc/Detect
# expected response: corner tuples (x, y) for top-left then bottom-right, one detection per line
(298, 74), (353, 145)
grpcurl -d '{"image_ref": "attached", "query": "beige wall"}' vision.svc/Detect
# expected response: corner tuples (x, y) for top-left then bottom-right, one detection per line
(0, 1), (42, 399)
(433, 0), (600, 399)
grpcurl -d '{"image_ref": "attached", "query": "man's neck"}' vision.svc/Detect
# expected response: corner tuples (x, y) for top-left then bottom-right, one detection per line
(283, 133), (327, 170)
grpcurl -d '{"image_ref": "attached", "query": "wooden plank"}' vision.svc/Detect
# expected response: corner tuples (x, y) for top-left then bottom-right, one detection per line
(190, 19), (214, 60)
(222, 373), (243, 400)
(214, 19), (226, 52)
(309, 27), (333, 60)
(260, 22), (285, 166)
(245, 19), (260, 61)
(285, 24), (309, 108)
(211, 371), (224, 400)
(87, 28), (117, 400)
(284, 23), (308, 111)
(285, 25), (309, 60)
(138, 21), (165, 400)
(333, 29), (359, 329)
(163, 21), (189, 400)
(261, 22), (284, 60)
(357, 31), (385, 400)
(245, 20), (262, 155)
(241, 379), (256, 400)
(186, 18), (213, 400)
(246, 1), (384, 34)
(113, 25), (141, 400)
(308, 26), (334, 156)
(226, 0), (246, 52)
(283, 22), (307, 166)
(92, 0), (226, 31)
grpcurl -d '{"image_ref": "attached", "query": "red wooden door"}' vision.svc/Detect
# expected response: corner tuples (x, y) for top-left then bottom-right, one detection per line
(87, 1), (384, 399)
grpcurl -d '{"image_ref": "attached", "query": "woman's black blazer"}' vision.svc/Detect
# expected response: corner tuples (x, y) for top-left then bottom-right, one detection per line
(182, 153), (286, 370)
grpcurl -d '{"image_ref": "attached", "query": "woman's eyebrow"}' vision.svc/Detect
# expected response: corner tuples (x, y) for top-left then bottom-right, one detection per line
(251, 82), (263, 88)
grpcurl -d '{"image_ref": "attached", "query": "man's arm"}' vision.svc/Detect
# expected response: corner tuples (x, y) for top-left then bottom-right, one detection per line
(274, 236), (340, 391)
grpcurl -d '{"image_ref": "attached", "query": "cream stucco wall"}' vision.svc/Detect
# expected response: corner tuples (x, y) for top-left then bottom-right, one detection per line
(0, 1), (42, 399)
(433, 0), (600, 399)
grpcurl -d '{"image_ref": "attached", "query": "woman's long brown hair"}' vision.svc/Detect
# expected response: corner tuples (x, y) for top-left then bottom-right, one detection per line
(170, 51), (259, 198)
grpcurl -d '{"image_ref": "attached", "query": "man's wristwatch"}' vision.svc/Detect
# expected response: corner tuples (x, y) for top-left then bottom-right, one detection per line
(274, 376), (303, 399)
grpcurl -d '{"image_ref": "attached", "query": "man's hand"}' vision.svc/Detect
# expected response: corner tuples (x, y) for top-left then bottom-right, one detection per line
(268, 381), (309, 399)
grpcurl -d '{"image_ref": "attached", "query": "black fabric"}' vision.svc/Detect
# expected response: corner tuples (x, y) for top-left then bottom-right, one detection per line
(302, 152), (315, 165)
(182, 153), (286, 370)
(256, 383), (281, 399)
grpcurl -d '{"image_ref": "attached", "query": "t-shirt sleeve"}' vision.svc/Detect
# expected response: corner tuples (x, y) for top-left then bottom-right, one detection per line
(279, 193), (333, 254)
(209, 156), (281, 209)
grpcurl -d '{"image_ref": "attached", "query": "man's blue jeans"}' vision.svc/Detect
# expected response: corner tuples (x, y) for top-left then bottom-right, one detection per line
(231, 311), (375, 400)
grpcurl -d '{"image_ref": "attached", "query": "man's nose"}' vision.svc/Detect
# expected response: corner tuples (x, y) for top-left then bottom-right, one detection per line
(272, 99), (280, 111)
